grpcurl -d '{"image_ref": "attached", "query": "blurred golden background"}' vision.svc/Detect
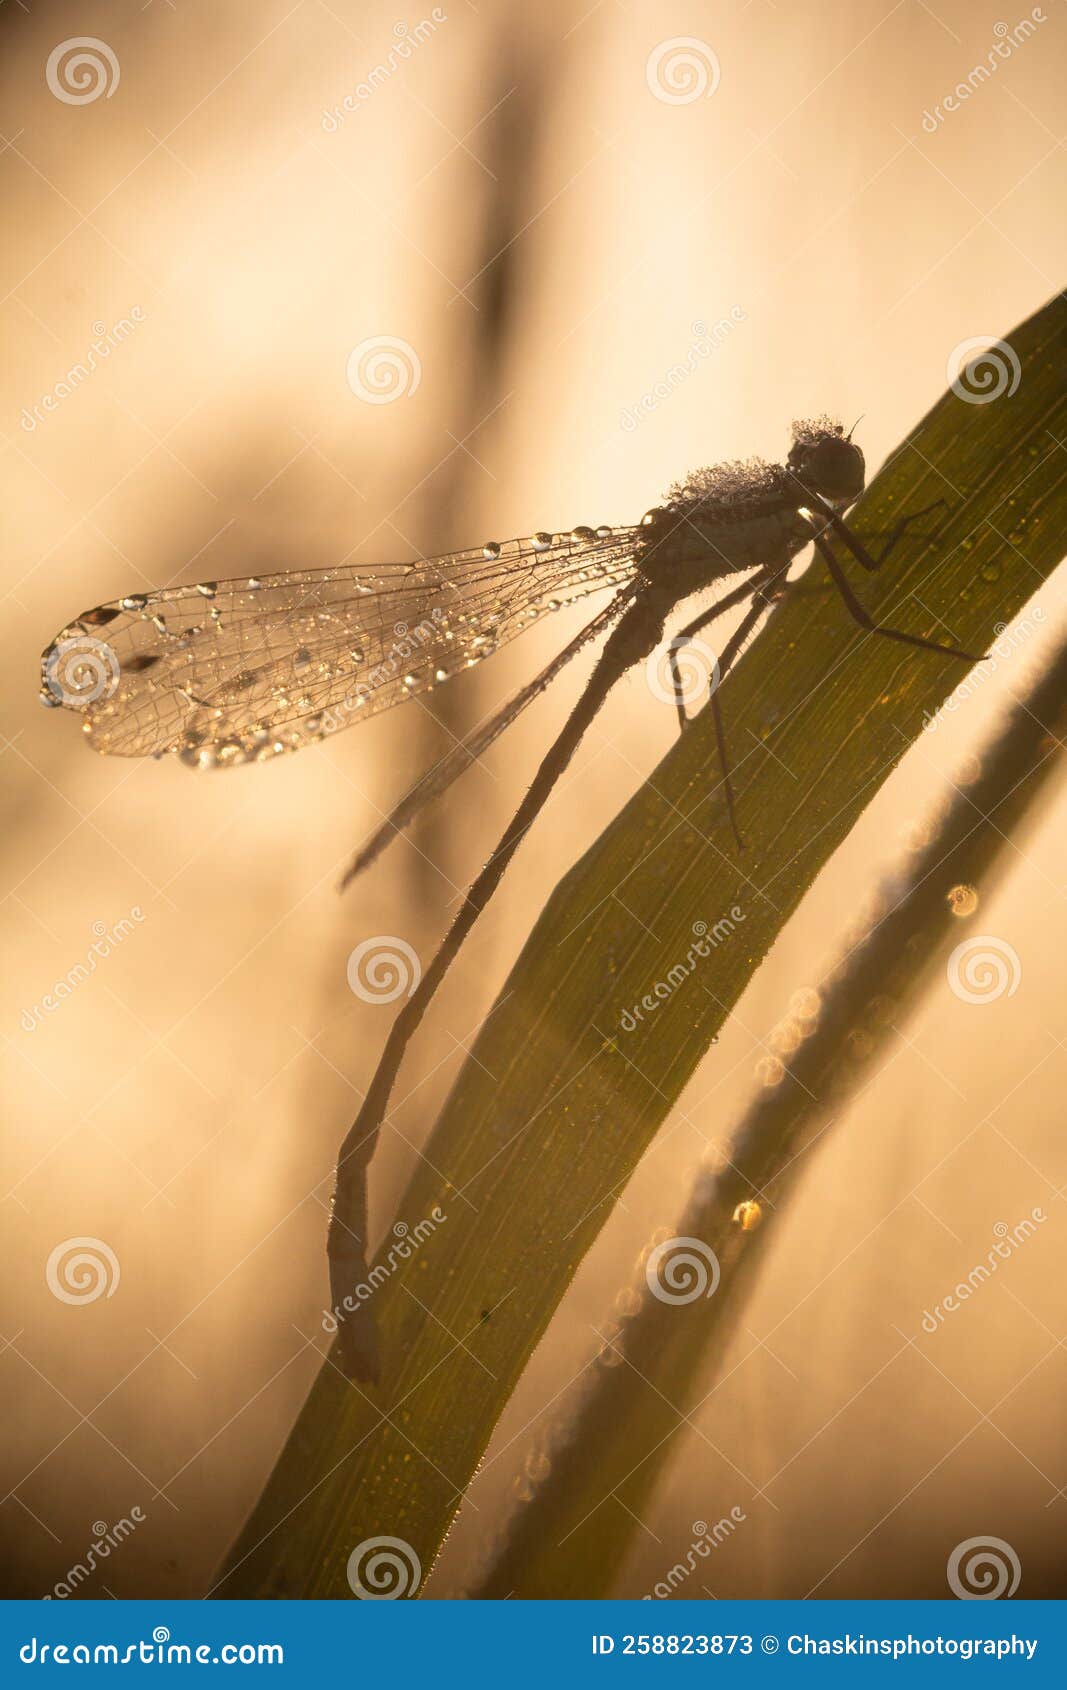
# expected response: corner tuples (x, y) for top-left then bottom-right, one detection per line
(2, 0), (1064, 1597)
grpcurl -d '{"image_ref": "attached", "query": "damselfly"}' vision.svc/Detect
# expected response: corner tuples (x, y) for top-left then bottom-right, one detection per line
(41, 419), (982, 1379)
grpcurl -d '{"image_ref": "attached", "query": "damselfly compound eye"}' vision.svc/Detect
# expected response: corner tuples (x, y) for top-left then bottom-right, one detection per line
(801, 436), (866, 502)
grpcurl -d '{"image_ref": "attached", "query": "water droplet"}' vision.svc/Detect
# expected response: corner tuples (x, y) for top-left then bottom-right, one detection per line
(121, 594), (147, 612)
(756, 1055), (785, 1088)
(596, 524), (613, 539)
(732, 1200), (762, 1232)
(980, 562), (1000, 583)
(483, 541), (501, 561)
(770, 1018), (803, 1057)
(247, 577), (262, 591)
(532, 531), (553, 552)
(947, 883), (979, 918)
(571, 525), (595, 544)
(790, 987), (821, 1021)
(196, 581), (218, 598)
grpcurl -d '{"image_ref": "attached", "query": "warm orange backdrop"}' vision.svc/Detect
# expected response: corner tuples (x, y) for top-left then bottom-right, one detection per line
(2, 0), (1064, 1598)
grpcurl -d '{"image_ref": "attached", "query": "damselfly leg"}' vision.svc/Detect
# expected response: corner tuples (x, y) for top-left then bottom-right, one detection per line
(666, 572), (773, 850)
(812, 530), (982, 662)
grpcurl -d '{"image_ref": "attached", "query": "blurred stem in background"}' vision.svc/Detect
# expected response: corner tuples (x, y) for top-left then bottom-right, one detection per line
(406, 38), (543, 910)
(473, 618), (1067, 1598)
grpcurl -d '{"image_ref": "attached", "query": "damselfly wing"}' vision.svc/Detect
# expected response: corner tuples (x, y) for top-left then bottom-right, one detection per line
(39, 530), (640, 766)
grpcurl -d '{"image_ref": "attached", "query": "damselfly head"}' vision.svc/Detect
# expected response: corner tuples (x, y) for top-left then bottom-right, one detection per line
(787, 419), (865, 507)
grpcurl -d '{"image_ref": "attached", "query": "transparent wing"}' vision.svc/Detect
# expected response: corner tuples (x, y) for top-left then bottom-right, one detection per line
(39, 525), (639, 766)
